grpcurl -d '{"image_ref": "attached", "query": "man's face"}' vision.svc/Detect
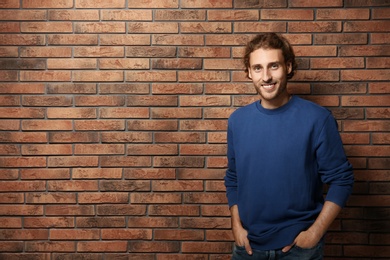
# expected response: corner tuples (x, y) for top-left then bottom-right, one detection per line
(248, 48), (292, 109)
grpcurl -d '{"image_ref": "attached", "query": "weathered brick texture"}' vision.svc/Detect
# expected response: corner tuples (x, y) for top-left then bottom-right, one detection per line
(0, 0), (389, 259)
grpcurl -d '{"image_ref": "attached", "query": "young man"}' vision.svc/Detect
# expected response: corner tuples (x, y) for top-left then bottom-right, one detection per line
(224, 33), (354, 259)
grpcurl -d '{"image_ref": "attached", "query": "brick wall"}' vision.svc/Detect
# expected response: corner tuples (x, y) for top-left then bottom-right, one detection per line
(0, 0), (389, 259)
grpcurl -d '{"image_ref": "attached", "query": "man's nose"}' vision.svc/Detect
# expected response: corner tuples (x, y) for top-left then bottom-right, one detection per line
(262, 69), (271, 82)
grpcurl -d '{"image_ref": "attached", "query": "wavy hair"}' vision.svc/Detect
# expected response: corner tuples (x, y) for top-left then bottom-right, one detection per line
(243, 33), (297, 79)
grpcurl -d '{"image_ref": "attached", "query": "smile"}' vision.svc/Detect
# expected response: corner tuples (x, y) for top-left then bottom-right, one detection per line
(262, 83), (276, 89)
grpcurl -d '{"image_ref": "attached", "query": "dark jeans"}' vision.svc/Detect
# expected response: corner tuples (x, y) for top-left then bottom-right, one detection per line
(232, 240), (323, 260)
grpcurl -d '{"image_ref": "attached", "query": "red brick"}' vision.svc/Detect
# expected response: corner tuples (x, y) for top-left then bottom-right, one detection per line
(0, 144), (21, 155)
(155, 9), (205, 20)
(127, 144), (178, 155)
(25, 241), (75, 252)
(0, 242), (23, 252)
(48, 156), (98, 167)
(311, 58), (364, 69)
(0, 169), (19, 180)
(177, 169), (225, 180)
(181, 241), (232, 253)
(344, 21), (390, 32)
(24, 217), (75, 228)
(289, 22), (341, 32)
(292, 70), (339, 82)
(100, 156), (151, 167)
(74, 120), (125, 131)
(316, 8), (369, 20)
(49, 10), (98, 20)
(127, 120), (178, 131)
(100, 58), (149, 69)
(341, 70), (390, 81)
(0, 71), (17, 81)
(201, 205), (230, 217)
(21, 22), (72, 33)
(47, 34), (98, 45)
(47, 180), (98, 191)
(101, 132), (152, 143)
(129, 241), (180, 253)
(154, 132), (206, 143)
(153, 156), (205, 168)
(151, 108), (202, 119)
(0, 0), (20, 8)
(48, 58), (97, 69)
(183, 193), (227, 203)
(0, 96), (20, 106)
(0, 35), (45, 46)
(261, 9), (313, 20)
(0, 229), (48, 240)
(124, 168), (175, 180)
(46, 205), (94, 216)
(102, 10), (152, 20)
(76, 217), (125, 228)
(97, 204), (146, 215)
(294, 46), (336, 57)
(21, 169), (70, 180)
(0, 205), (43, 216)
(131, 193), (181, 204)
(372, 8), (390, 19)
(49, 132), (99, 143)
(74, 22), (126, 33)
(0, 193), (23, 203)
(99, 83), (149, 94)
(26, 193), (76, 204)
(181, 0), (231, 8)
(178, 71), (229, 82)
(22, 120), (72, 131)
(101, 35), (150, 46)
(234, 22), (286, 32)
(372, 33), (390, 44)
(149, 205), (199, 216)
(180, 144), (226, 155)
(73, 168), (122, 179)
(99, 180), (150, 191)
(78, 241), (127, 252)
(75, 0), (125, 8)
(0, 22), (20, 32)
(0, 47), (18, 57)
(127, 217), (177, 228)
(178, 47), (230, 58)
(152, 180), (203, 191)
(126, 71), (177, 82)
(152, 34), (204, 46)
(100, 108), (149, 118)
(289, 0), (342, 7)
(23, 0), (73, 8)
(154, 229), (203, 240)
(101, 229), (152, 240)
(0, 157), (46, 168)
(78, 192), (128, 204)
(21, 144), (72, 155)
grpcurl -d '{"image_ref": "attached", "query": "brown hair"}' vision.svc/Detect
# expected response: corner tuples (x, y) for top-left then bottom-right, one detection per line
(243, 33), (297, 79)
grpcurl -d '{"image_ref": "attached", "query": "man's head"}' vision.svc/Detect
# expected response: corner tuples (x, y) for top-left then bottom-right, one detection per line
(243, 33), (297, 80)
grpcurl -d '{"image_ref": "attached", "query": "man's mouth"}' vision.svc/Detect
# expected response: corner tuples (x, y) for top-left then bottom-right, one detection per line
(262, 83), (276, 89)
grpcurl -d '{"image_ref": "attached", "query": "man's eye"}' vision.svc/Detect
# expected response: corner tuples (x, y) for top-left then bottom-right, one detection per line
(271, 64), (279, 69)
(253, 66), (261, 72)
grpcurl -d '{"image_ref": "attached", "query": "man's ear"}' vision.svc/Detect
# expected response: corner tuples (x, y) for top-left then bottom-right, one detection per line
(287, 62), (292, 74)
(247, 68), (252, 79)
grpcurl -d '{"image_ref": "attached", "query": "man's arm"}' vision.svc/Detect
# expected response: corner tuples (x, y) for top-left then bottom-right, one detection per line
(230, 205), (253, 255)
(282, 200), (341, 252)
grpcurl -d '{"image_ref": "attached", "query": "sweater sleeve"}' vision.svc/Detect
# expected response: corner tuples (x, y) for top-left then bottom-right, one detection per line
(224, 120), (238, 208)
(316, 114), (354, 208)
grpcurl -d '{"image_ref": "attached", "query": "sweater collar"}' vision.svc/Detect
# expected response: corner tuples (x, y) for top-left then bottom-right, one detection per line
(255, 95), (296, 115)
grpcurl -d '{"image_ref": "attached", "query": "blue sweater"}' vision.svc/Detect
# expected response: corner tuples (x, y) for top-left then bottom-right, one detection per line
(224, 96), (353, 250)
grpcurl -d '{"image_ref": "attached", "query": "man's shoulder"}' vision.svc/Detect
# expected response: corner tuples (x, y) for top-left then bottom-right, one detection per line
(294, 96), (331, 117)
(229, 101), (257, 119)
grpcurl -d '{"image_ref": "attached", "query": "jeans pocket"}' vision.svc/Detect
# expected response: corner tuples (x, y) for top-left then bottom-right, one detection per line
(285, 241), (323, 260)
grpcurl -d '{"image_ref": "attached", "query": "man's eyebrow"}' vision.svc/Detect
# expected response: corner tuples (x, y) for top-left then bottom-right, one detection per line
(251, 61), (281, 67)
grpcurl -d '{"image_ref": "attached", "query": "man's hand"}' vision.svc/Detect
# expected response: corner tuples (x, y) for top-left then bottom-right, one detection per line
(230, 205), (253, 255)
(232, 222), (253, 255)
(282, 200), (342, 253)
(281, 228), (320, 252)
